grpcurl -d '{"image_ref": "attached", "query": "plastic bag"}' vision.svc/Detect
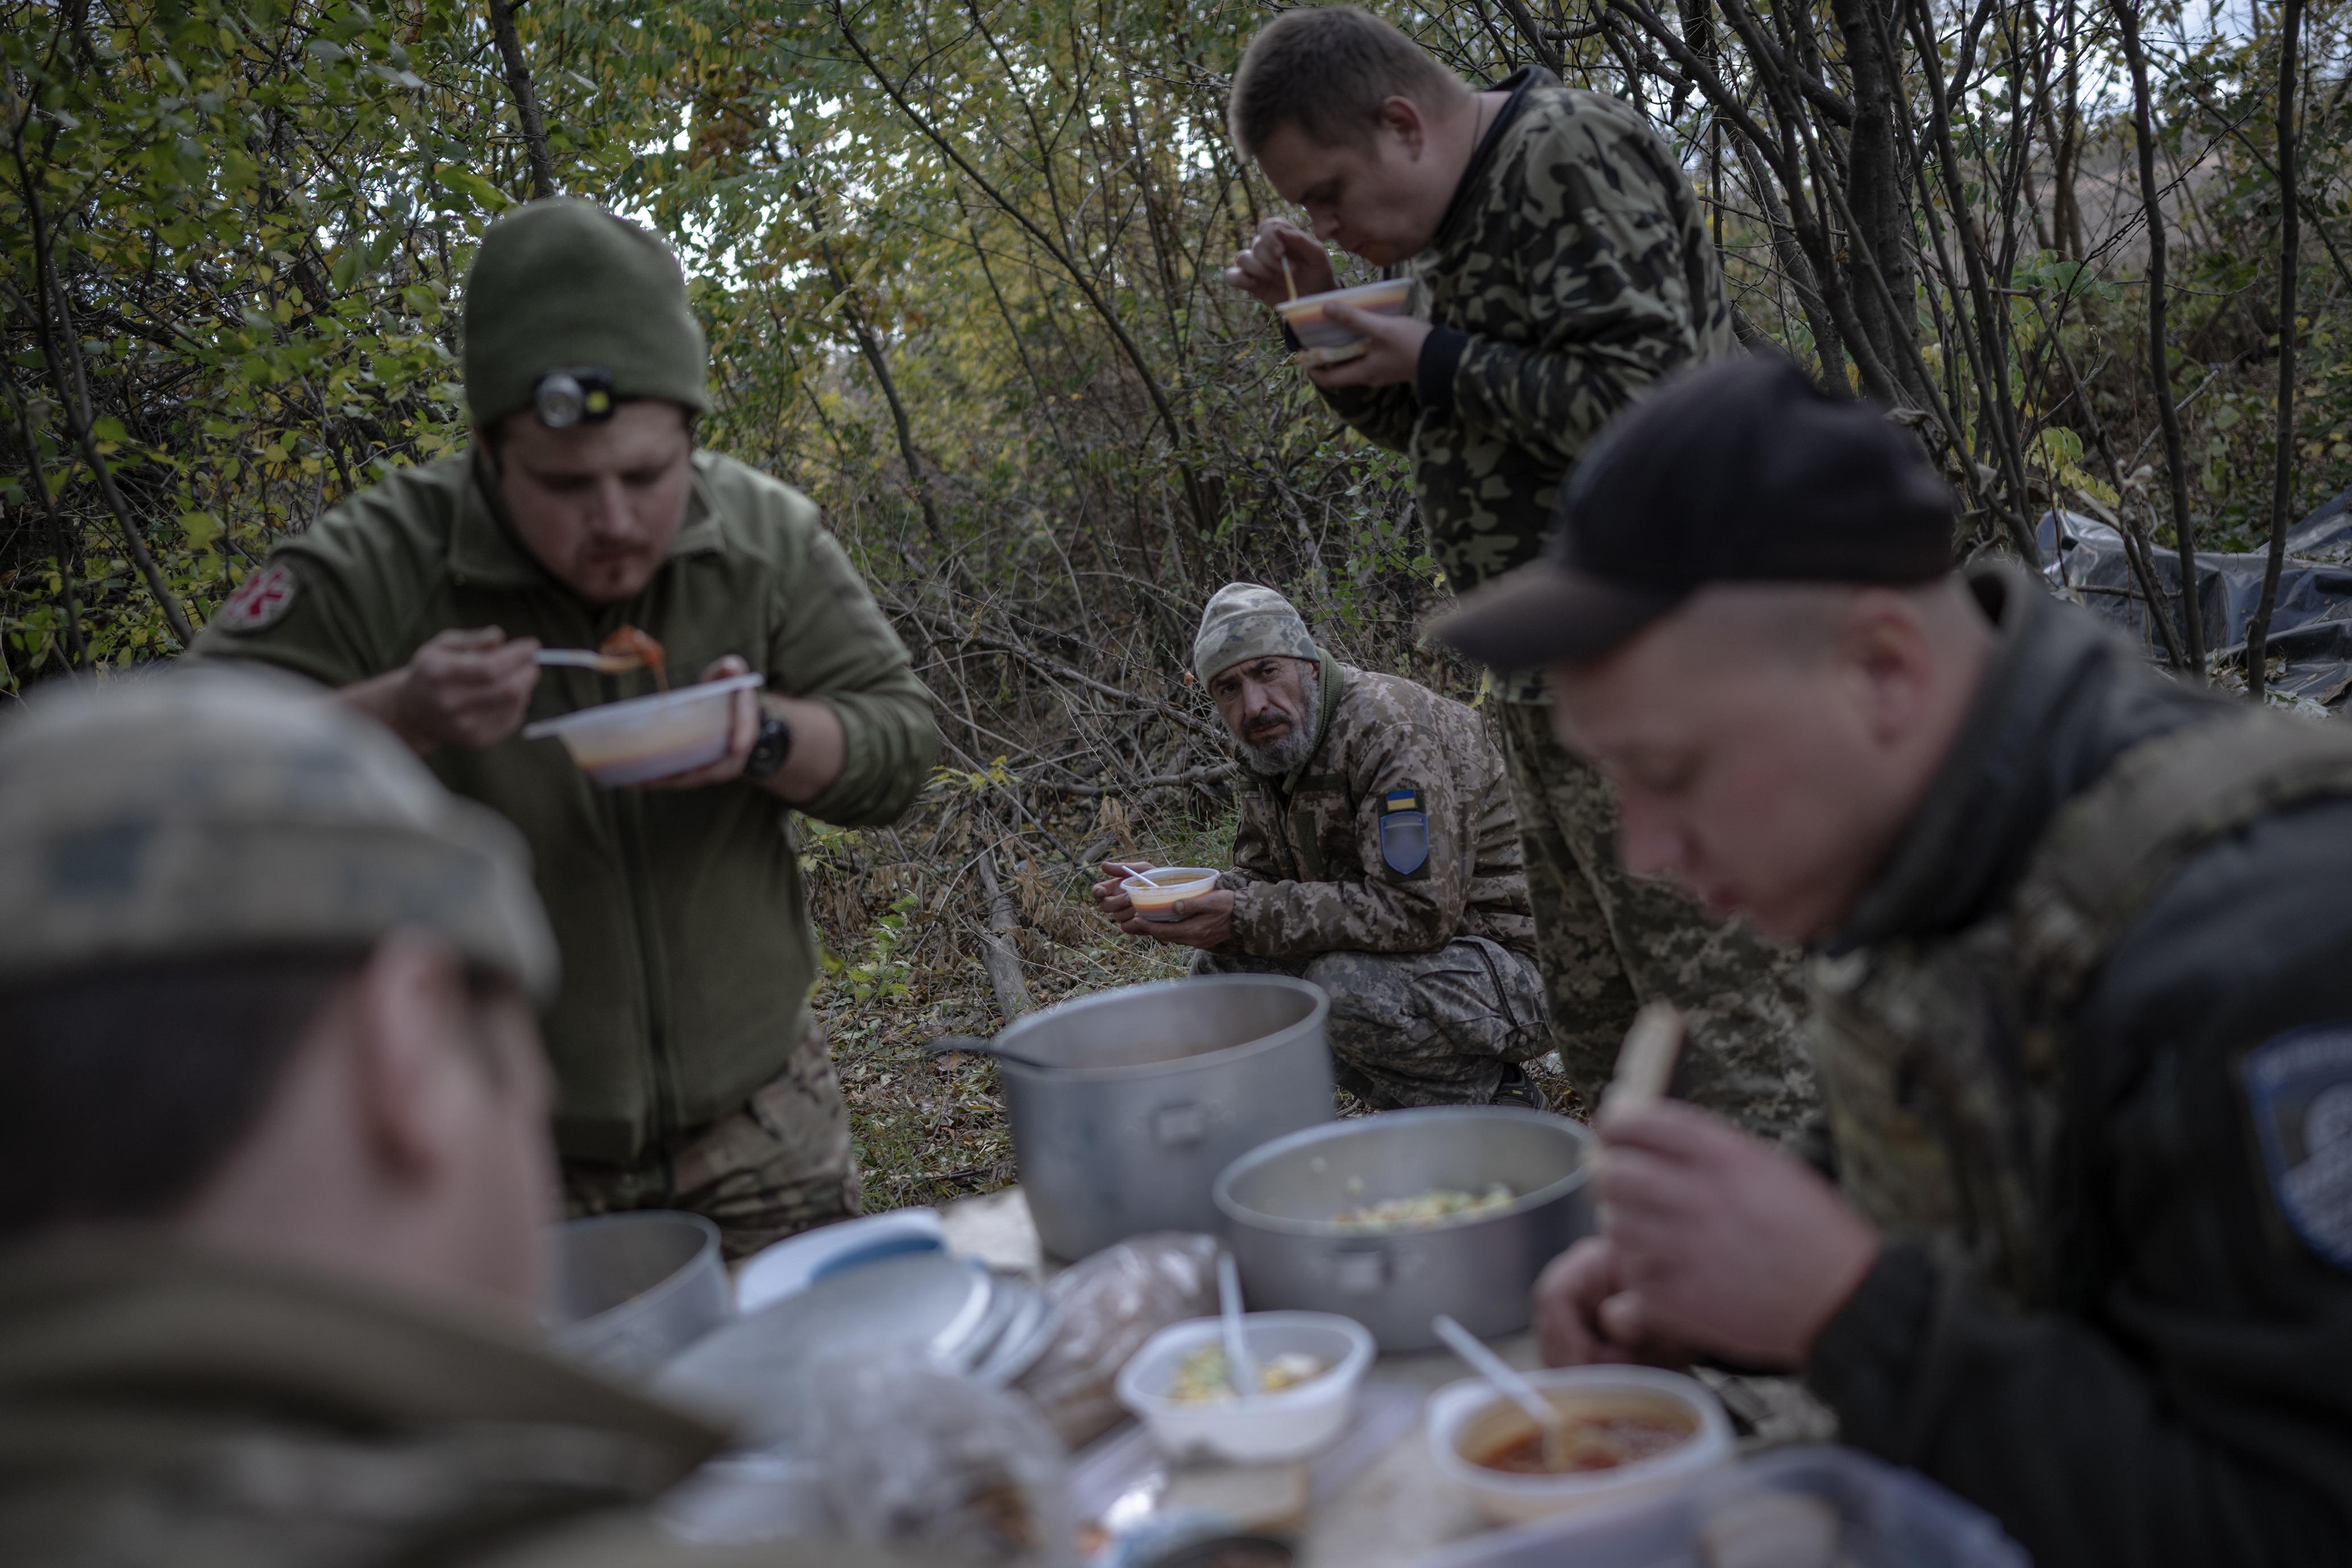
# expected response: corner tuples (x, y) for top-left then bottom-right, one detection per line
(1016, 1232), (1220, 1450)
(771, 1347), (1075, 1565)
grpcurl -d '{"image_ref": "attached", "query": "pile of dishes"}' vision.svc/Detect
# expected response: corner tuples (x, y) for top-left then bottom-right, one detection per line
(657, 1252), (1059, 1438)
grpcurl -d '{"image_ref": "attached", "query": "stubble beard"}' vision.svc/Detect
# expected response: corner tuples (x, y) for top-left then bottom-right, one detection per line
(1235, 667), (1322, 776)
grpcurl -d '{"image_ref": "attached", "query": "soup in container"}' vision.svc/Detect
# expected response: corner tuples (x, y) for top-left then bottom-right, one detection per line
(1122, 866), (1220, 921)
(1427, 1365), (1731, 1526)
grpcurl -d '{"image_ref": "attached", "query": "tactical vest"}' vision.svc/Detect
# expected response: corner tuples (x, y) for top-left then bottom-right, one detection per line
(1808, 706), (2352, 1306)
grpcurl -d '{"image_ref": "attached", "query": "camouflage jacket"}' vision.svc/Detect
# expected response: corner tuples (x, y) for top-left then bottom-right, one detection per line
(1220, 656), (1532, 960)
(1319, 69), (1735, 700)
(1800, 567), (2352, 1567)
(0, 1239), (910, 1568)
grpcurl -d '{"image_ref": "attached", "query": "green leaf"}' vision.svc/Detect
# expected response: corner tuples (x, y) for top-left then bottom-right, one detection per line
(2035, 427), (2083, 468)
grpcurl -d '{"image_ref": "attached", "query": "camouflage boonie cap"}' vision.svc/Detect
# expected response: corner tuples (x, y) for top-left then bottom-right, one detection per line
(1194, 582), (1317, 684)
(0, 666), (558, 1001)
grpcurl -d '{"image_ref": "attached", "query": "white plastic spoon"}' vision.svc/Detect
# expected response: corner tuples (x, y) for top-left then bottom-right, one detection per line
(1218, 1250), (1261, 1401)
(1431, 1313), (1570, 1471)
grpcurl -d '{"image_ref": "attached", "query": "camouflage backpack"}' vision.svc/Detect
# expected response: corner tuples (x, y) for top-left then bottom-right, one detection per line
(1806, 706), (2352, 1305)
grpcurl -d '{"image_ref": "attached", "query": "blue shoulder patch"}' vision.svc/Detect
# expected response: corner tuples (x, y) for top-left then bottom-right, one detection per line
(1379, 810), (1428, 876)
(2242, 1024), (2352, 1272)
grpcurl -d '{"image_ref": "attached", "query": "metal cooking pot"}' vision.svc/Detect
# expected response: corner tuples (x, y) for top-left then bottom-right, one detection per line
(993, 974), (1335, 1261)
(547, 1210), (732, 1377)
(1215, 1107), (1594, 1351)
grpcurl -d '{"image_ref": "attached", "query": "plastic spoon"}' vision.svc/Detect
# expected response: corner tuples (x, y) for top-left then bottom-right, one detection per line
(1218, 1250), (1261, 1400)
(1431, 1313), (1570, 1472)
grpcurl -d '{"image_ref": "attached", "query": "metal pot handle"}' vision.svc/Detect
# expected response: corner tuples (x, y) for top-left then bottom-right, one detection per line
(1332, 1247), (1389, 1294)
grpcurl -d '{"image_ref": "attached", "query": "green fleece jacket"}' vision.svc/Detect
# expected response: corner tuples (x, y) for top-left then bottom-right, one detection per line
(192, 448), (939, 1161)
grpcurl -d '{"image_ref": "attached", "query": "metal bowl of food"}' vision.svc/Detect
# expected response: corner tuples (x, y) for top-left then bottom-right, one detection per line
(1214, 1107), (1594, 1351)
(547, 1210), (732, 1378)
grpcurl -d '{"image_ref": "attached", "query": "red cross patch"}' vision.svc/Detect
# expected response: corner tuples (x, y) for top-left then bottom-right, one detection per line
(214, 563), (299, 633)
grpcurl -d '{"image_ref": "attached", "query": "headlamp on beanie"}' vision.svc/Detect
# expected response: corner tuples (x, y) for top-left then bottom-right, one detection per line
(531, 366), (617, 430)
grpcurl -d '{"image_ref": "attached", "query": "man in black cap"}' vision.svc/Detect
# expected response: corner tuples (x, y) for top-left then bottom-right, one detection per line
(1435, 353), (2352, 1566)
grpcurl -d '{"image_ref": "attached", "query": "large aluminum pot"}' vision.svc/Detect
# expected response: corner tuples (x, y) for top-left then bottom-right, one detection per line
(1215, 1107), (1594, 1351)
(996, 973), (1335, 1261)
(547, 1210), (731, 1377)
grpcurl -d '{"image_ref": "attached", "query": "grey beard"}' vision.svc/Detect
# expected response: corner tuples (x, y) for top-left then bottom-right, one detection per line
(1235, 669), (1322, 775)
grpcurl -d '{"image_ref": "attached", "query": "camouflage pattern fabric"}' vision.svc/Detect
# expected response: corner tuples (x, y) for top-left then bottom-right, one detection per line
(1795, 570), (2352, 1566)
(1496, 699), (1815, 1141)
(1220, 658), (1534, 960)
(1319, 68), (1736, 702)
(0, 664), (555, 1001)
(0, 1240), (917, 1568)
(1192, 580), (1317, 684)
(564, 1024), (861, 1262)
(1814, 665), (2352, 1306)
(1193, 938), (1548, 1108)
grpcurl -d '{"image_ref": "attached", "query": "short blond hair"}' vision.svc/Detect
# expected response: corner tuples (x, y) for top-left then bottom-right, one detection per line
(1227, 6), (1467, 158)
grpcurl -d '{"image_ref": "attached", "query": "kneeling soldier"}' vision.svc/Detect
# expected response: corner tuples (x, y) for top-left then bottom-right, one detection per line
(1094, 583), (1549, 1109)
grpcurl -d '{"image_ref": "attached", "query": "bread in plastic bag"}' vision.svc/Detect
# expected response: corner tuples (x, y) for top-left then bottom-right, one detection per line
(771, 1347), (1075, 1565)
(1016, 1232), (1220, 1449)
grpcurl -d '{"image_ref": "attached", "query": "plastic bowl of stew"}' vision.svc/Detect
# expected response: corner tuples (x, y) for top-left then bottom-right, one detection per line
(523, 672), (762, 787)
(1273, 277), (1414, 357)
(1121, 867), (1220, 922)
(1427, 1365), (1732, 1526)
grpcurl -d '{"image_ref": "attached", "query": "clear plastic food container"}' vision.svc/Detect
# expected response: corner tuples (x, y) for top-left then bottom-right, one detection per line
(1122, 867), (1220, 921)
(523, 672), (762, 786)
(1427, 1365), (1732, 1528)
(1274, 278), (1414, 353)
(1415, 1443), (2028, 1568)
(1116, 1311), (1375, 1463)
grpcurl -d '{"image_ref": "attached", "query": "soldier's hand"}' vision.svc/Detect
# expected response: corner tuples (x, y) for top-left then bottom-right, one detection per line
(1535, 1237), (1643, 1366)
(1307, 302), (1432, 390)
(641, 655), (759, 789)
(394, 626), (540, 752)
(1589, 1100), (1880, 1369)
(1092, 862), (1150, 922)
(1119, 887), (1236, 948)
(1223, 219), (1336, 308)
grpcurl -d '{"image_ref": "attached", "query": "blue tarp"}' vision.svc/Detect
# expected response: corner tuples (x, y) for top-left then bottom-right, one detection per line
(2038, 485), (2352, 706)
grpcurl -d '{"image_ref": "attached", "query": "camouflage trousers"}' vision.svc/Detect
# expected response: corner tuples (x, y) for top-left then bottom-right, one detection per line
(563, 1025), (863, 1262)
(1192, 936), (1550, 1109)
(1497, 700), (1816, 1140)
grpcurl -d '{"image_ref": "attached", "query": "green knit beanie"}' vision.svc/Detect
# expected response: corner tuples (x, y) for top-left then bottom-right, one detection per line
(461, 198), (711, 430)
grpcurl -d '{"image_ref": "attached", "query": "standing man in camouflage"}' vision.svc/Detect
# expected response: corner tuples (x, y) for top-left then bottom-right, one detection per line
(193, 199), (939, 1257)
(0, 669), (906, 1567)
(1091, 583), (1548, 1108)
(1219, 5), (1809, 1135)
(1446, 357), (2352, 1566)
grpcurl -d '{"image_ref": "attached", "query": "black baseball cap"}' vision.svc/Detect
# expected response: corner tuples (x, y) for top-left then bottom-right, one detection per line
(1431, 353), (1957, 671)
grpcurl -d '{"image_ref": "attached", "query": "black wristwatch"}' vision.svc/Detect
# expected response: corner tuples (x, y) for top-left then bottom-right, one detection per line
(744, 712), (795, 781)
